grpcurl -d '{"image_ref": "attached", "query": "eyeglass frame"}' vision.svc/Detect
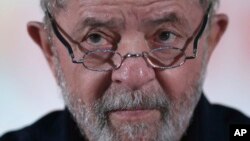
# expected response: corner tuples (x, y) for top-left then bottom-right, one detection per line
(45, 3), (212, 71)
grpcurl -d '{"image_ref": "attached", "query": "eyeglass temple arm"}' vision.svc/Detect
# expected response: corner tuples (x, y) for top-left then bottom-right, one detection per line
(45, 9), (76, 62)
(190, 3), (211, 59)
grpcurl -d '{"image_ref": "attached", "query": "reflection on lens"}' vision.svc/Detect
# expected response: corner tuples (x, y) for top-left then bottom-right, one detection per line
(83, 50), (122, 71)
(147, 47), (186, 68)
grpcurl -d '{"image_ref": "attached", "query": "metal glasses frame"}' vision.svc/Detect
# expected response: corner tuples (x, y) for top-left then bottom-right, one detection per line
(45, 3), (211, 71)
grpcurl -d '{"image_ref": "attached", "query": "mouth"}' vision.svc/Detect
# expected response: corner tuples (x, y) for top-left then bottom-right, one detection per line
(109, 108), (161, 122)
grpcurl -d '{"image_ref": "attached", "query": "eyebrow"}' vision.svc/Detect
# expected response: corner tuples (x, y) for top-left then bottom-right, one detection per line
(142, 12), (191, 30)
(72, 17), (125, 35)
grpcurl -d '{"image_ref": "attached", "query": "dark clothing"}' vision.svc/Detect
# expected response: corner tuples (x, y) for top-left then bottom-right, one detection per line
(1, 94), (250, 141)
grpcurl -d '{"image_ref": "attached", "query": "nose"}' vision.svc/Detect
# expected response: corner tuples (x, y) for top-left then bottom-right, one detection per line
(111, 56), (156, 90)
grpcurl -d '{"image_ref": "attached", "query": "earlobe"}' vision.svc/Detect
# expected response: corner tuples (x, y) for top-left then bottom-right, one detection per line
(27, 21), (57, 78)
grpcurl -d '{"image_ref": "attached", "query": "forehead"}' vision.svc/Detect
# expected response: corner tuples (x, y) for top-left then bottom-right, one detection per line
(63, 0), (201, 16)
(58, 0), (203, 34)
(68, 0), (199, 6)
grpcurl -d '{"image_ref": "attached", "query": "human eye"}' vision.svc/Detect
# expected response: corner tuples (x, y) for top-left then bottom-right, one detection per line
(86, 32), (110, 47)
(155, 31), (177, 45)
(149, 29), (187, 48)
(79, 29), (120, 52)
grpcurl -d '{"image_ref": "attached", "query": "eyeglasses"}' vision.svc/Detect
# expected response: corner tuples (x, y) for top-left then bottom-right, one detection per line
(45, 4), (211, 72)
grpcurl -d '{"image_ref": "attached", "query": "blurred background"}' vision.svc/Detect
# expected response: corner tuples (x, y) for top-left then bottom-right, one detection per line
(0, 0), (249, 136)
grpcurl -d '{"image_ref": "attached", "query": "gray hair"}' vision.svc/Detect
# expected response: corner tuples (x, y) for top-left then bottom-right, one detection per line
(41, 0), (219, 15)
(40, 0), (65, 13)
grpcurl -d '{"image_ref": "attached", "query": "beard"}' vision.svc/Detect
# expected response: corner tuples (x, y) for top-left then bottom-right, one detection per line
(56, 70), (202, 140)
(52, 51), (204, 141)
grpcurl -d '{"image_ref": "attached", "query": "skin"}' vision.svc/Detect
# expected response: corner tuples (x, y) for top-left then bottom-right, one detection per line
(28, 0), (228, 140)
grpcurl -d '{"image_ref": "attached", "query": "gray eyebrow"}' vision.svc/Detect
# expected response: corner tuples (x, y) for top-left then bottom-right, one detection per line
(74, 17), (125, 32)
(142, 12), (191, 30)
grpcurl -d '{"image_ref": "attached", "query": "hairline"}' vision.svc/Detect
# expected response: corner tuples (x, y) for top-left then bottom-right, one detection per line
(41, 0), (219, 16)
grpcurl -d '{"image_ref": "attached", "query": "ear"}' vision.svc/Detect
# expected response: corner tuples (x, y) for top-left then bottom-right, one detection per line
(207, 14), (228, 57)
(27, 22), (57, 77)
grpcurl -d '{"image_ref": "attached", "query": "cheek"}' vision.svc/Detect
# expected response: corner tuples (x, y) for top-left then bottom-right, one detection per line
(155, 37), (209, 100)
(155, 59), (204, 100)
(64, 66), (112, 105)
(74, 70), (112, 104)
(56, 45), (112, 105)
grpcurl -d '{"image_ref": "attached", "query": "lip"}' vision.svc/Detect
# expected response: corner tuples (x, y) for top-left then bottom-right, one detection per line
(109, 109), (159, 121)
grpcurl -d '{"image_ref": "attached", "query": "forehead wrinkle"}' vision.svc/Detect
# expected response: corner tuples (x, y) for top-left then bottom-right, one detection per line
(135, 2), (196, 34)
(70, 4), (125, 35)
(76, 0), (200, 9)
(71, 0), (199, 35)
(78, 0), (169, 7)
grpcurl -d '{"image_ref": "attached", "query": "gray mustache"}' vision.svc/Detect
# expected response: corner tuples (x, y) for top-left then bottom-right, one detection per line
(93, 88), (170, 115)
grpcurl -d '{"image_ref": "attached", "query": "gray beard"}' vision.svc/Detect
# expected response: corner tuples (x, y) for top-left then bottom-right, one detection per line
(58, 75), (201, 140)
(53, 54), (204, 141)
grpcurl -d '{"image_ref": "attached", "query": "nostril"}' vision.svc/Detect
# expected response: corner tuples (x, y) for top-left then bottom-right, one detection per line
(114, 79), (122, 84)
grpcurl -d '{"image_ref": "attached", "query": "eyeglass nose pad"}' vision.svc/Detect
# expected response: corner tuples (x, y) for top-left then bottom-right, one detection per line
(141, 51), (155, 68)
(124, 53), (142, 58)
(120, 52), (152, 68)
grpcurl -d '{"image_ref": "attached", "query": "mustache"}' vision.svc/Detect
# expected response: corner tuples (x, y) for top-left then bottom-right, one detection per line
(92, 86), (170, 116)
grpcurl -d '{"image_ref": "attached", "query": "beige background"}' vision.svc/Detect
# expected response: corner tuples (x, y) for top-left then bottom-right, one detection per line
(0, 0), (250, 136)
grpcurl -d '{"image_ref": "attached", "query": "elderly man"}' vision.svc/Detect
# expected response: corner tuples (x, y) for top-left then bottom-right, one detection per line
(1, 0), (249, 141)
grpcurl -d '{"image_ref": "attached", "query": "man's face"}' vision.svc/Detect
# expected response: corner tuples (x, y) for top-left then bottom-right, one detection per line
(46, 0), (212, 140)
